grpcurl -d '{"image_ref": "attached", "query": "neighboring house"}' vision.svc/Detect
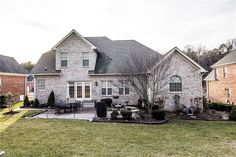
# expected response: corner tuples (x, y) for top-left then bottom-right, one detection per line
(0, 54), (26, 100)
(26, 75), (35, 99)
(31, 29), (206, 111)
(205, 49), (236, 104)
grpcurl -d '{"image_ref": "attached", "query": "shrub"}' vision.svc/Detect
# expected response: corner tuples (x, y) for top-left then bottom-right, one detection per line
(229, 106), (236, 121)
(47, 91), (55, 108)
(96, 102), (107, 117)
(152, 110), (165, 120)
(101, 98), (112, 107)
(23, 96), (30, 107)
(152, 105), (159, 111)
(0, 95), (6, 107)
(121, 110), (132, 120)
(111, 110), (119, 119)
(30, 100), (35, 107)
(34, 98), (40, 108)
(209, 102), (232, 112)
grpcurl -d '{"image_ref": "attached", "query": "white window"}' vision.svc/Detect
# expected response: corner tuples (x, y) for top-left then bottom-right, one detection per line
(69, 82), (91, 100)
(223, 66), (227, 78)
(170, 75), (182, 92)
(82, 52), (89, 67)
(85, 82), (91, 98)
(101, 81), (112, 96)
(76, 83), (82, 98)
(214, 68), (218, 80)
(119, 80), (130, 95)
(227, 88), (232, 98)
(68, 82), (75, 98)
(37, 79), (45, 90)
(60, 52), (68, 67)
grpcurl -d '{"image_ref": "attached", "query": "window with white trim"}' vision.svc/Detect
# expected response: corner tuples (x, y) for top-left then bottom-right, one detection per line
(60, 52), (68, 67)
(82, 52), (89, 67)
(68, 82), (75, 98)
(85, 82), (91, 98)
(170, 75), (182, 92)
(227, 88), (232, 98)
(37, 79), (45, 90)
(119, 80), (130, 95)
(214, 68), (218, 80)
(76, 83), (82, 98)
(223, 66), (227, 78)
(101, 81), (112, 96)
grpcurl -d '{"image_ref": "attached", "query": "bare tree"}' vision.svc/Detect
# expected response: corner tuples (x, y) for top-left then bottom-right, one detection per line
(119, 52), (172, 119)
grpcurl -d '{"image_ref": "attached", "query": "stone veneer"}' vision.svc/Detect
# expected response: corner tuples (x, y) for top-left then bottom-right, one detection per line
(163, 53), (203, 111)
(35, 33), (203, 110)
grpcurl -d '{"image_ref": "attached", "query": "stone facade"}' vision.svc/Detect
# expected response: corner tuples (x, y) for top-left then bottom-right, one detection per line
(206, 64), (236, 104)
(163, 53), (203, 111)
(35, 33), (139, 105)
(34, 32), (204, 110)
(0, 74), (26, 100)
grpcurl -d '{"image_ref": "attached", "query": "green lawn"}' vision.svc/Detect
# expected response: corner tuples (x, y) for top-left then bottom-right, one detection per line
(0, 106), (236, 157)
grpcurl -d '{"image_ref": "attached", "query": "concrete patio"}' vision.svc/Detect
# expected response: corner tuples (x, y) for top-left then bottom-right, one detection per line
(30, 108), (112, 121)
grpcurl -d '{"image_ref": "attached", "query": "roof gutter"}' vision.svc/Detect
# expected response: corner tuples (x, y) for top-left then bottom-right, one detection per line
(0, 72), (27, 77)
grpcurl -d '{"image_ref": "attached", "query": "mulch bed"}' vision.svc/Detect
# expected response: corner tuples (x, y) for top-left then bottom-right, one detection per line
(92, 118), (169, 125)
(3, 111), (19, 115)
(170, 110), (230, 121)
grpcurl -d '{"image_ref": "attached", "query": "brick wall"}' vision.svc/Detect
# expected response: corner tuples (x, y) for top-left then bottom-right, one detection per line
(0, 75), (26, 99)
(207, 64), (236, 104)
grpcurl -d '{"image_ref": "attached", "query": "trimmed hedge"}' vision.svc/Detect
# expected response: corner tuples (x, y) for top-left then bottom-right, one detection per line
(229, 106), (236, 121)
(208, 103), (232, 112)
(121, 110), (132, 120)
(111, 110), (119, 119)
(152, 110), (165, 120)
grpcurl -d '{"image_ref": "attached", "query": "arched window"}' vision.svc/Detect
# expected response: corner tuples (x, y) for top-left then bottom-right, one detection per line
(170, 75), (182, 92)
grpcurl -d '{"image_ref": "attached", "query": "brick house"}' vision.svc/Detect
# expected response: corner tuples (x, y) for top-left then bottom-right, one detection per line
(205, 49), (236, 104)
(31, 29), (206, 111)
(0, 54), (26, 100)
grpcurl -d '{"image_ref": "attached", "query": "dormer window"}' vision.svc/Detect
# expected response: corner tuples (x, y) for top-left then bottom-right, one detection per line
(82, 52), (89, 67)
(60, 52), (68, 67)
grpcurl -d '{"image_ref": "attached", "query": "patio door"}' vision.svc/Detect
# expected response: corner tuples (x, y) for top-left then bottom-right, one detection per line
(76, 82), (91, 100)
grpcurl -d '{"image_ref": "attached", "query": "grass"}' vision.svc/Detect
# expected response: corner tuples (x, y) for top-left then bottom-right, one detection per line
(0, 106), (236, 157)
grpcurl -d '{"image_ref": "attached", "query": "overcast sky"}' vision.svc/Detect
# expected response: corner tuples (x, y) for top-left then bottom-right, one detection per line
(0, 0), (235, 63)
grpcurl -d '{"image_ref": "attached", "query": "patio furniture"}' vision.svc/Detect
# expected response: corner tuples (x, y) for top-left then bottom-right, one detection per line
(55, 101), (81, 114)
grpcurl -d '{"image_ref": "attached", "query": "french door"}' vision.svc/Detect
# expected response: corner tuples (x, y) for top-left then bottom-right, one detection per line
(76, 82), (91, 100)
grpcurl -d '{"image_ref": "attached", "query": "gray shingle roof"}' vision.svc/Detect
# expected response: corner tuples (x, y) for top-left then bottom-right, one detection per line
(0, 54), (26, 74)
(31, 36), (162, 74)
(85, 37), (162, 73)
(31, 50), (60, 74)
(212, 49), (236, 67)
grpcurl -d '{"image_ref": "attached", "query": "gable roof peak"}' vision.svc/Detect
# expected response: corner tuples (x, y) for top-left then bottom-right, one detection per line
(164, 47), (207, 73)
(51, 29), (98, 51)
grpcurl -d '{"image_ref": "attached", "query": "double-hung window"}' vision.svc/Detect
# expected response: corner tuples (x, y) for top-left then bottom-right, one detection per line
(82, 52), (89, 67)
(68, 82), (75, 98)
(60, 52), (68, 67)
(101, 81), (112, 96)
(119, 80), (130, 95)
(37, 79), (45, 90)
(214, 68), (218, 80)
(223, 66), (227, 78)
(227, 88), (232, 99)
(170, 75), (182, 92)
